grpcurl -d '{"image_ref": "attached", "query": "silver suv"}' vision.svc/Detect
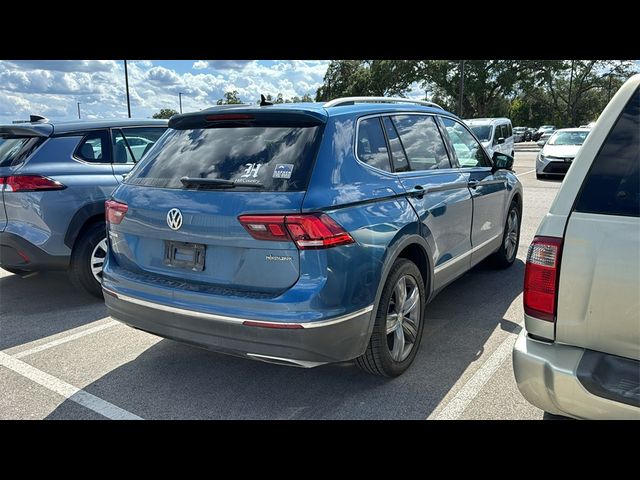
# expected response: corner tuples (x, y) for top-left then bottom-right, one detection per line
(513, 74), (640, 419)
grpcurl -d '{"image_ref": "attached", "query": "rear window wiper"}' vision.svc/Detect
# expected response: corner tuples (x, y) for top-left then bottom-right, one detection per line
(180, 177), (264, 189)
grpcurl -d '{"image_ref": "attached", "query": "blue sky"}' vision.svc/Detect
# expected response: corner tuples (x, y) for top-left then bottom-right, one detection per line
(0, 60), (333, 122)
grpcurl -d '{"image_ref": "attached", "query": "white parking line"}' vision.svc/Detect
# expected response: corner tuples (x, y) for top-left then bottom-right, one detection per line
(516, 169), (536, 177)
(13, 320), (119, 359)
(427, 333), (518, 420)
(0, 352), (142, 420)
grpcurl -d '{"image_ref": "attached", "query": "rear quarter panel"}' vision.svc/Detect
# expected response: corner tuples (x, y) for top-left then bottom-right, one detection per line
(5, 136), (117, 255)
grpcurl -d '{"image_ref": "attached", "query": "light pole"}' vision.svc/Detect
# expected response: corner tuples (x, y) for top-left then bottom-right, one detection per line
(124, 60), (131, 118)
(77, 102), (81, 119)
(458, 60), (465, 117)
(179, 92), (183, 114)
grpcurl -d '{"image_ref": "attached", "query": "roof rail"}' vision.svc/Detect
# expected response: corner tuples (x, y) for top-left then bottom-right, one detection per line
(323, 96), (443, 110)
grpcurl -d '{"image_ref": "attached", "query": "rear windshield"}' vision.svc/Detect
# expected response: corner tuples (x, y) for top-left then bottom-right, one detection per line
(469, 125), (492, 142)
(125, 126), (323, 191)
(547, 131), (589, 145)
(0, 137), (44, 167)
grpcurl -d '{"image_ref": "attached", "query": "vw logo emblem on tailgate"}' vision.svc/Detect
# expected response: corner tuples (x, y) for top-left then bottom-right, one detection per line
(167, 208), (183, 230)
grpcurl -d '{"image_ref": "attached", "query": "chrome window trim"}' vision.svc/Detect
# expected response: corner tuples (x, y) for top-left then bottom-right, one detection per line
(354, 112), (460, 177)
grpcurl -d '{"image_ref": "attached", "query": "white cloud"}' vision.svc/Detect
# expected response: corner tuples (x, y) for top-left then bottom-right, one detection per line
(0, 60), (330, 123)
(192, 60), (251, 70)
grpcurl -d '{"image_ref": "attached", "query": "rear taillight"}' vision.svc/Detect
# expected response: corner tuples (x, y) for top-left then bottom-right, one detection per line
(523, 236), (563, 322)
(238, 213), (354, 250)
(1, 175), (65, 192)
(106, 200), (128, 225)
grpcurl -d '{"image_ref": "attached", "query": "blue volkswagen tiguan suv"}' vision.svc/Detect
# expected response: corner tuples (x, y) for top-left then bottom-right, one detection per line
(103, 98), (523, 376)
(0, 116), (167, 296)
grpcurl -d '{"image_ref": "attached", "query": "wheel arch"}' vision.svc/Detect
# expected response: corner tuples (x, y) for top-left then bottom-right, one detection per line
(64, 202), (106, 249)
(360, 233), (435, 351)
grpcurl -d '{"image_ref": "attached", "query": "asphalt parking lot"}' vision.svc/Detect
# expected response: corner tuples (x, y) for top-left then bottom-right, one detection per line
(0, 144), (562, 420)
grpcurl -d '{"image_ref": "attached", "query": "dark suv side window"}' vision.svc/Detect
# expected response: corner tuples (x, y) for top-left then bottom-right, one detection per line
(357, 117), (392, 172)
(390, 115), (451, 170)
(575, 88), (639, 218)
(75, 130), (110, 163)
(440, 117), (492, 168)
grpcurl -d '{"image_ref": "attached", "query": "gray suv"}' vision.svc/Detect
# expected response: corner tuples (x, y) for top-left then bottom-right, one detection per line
(0, 116), (167, 296)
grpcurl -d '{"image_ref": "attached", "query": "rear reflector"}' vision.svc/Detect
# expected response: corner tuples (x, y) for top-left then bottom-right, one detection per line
(238, 213), (354, 249)
(1, 175), (65, 192)
(243, 320), (303, 329)
(106, 200), (128, 225)
(523, 236), (563, 322)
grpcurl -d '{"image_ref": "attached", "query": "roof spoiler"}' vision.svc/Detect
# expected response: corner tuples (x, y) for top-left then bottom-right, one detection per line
(0, 125), (52, 137)
(169, 107), (327, 130)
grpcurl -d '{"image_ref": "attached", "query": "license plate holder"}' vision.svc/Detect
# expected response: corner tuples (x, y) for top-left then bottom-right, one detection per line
(164, 240), (205, 271)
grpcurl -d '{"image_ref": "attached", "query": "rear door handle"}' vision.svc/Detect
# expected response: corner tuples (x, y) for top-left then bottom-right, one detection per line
(407, 185), (425, 198)
(467, 180), (479, 189)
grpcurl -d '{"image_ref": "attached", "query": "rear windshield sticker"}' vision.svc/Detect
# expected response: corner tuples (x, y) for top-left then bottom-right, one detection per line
(273, 164), (294, 179)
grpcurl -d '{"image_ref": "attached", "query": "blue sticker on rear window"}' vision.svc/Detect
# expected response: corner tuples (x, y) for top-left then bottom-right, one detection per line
(273, 164), (294, 179)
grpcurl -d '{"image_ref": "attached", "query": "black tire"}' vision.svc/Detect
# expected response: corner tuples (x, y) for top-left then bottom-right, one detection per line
(536, 173), (545, 180)
(511, 151), (515, 158)
(491, 201), (521, 269)
(68, 222), (107, 298)
(355, 258), (426, 377)
(2, 267), (30, 275)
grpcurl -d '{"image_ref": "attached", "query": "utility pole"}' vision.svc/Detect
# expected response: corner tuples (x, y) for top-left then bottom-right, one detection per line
(179, 92), (183, 114)
(77, 102), (81, 119)
(566, 60), (575, 126)
(458, 60), (465, 117)
(124, 60), (131, 118)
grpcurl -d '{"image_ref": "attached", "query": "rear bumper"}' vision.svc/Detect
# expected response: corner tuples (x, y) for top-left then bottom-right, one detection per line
(0, 231), (69, 271)
(104, 287), (374, 366)
(512, 331), (640, 419)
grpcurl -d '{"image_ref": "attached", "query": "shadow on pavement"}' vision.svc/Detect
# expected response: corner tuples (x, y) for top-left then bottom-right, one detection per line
(0, 271), (106, 350)
(44, 258), (526, 419)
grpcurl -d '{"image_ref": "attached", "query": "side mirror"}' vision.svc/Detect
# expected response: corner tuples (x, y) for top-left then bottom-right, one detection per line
(537, 140), (546, 147)
(497, 137), (505, 145)
(492, 151), (514, 172)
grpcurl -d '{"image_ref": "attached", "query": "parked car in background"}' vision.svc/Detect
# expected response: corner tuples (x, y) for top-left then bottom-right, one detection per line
(523, 128), (535, 142)
(464, 117), (515, 158)
(536, 131), (554, 147)
(513, 73), (640, 419)
(536, 128), (590, 179)
(102, 97), (523, 377)
(532, 125), (555, 141)
(513, 126), (526, 142)
(0, 117), (168, 296)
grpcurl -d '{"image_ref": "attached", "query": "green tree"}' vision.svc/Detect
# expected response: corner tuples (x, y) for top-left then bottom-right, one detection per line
(525, 60), (635, 127)
(315, 60), (417, 101)
(418, 60), (531, 118)
(152, 108), (178, 119)
(216, 90), (242, 105)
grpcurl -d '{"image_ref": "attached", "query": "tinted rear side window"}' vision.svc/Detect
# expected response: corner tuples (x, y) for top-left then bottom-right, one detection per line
(575, 87), (639, 218)
(391, 115), (451, 170)
(357, 117), (391, 172)
(0, 137), (44, 167)
(126, 126), (323, 191)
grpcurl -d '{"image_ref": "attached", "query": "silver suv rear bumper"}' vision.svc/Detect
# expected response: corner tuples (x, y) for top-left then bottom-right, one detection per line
(512, 330), (640, 419)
